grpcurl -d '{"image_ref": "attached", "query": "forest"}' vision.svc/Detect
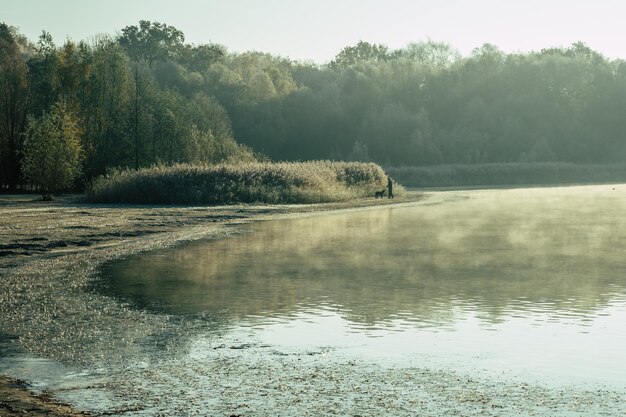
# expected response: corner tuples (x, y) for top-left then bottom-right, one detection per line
(2, 20), (626, 191)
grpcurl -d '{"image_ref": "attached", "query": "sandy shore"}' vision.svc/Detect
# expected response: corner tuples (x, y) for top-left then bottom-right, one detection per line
(1, 192), (624, 416)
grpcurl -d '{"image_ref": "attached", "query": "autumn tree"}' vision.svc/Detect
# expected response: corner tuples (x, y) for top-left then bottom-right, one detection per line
(22, 101), (82, 199)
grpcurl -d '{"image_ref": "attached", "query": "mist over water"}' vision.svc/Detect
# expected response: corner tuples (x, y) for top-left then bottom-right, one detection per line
(101, 185), (626, 386)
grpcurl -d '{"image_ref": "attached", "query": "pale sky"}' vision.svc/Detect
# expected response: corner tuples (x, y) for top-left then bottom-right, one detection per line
(2, 0), (626, 62)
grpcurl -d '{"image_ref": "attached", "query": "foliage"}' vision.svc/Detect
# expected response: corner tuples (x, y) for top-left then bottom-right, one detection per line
(224, 41), (626, 170)
(387, 163), (626, 187)
(0, 23), (30, 190)
(328, 41), (390, 71)
(22, 101), (83, 198)
(4, 20), (626, 192)
(88, 161), (393, 204)
(397, 40), (460, 69)
(119, 20), (185, 64)
(347, 141), (371, 162)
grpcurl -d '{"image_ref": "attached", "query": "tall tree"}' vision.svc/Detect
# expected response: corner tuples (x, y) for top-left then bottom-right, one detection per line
(119, 21), (185, 169)
(119, 20), (185, 65)
(81, 38), (133, 178)
(0, 23), (30, 190)
(27, 31), (58, 115)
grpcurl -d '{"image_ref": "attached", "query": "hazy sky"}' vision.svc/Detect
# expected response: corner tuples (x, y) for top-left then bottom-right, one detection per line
(3, 0), (626, 62)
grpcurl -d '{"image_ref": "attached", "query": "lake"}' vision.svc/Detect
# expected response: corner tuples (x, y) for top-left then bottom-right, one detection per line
(101, 185), (626, 388)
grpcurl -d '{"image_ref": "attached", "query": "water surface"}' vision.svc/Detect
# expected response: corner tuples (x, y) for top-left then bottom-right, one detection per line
(101, 185), (626, 387)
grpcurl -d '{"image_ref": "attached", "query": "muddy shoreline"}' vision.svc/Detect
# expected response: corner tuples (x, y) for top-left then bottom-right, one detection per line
(1, 191), (625, 416)
(0, 193), (421, 416)
(0, 375), (89, 416)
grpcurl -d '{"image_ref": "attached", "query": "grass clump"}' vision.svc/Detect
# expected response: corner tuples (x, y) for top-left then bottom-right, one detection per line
(88, 161), (399, 204)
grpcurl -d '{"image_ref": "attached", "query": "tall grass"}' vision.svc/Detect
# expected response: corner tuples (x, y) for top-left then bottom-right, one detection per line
(88, 161), (398, 204)
(386, 163), (626, 188)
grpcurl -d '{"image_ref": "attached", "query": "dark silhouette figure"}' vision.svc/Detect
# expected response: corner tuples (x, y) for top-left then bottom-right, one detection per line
(387, 177), (394, 198)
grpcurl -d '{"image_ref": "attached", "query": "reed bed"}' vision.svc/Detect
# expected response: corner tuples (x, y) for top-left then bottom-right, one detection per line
(88, 161), (396, 204)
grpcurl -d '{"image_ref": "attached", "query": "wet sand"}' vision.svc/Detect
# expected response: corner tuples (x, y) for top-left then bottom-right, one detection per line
(1, 191), (624, 416)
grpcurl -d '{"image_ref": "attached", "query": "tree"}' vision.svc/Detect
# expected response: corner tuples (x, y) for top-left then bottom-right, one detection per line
(519, 137), (555, 162)
(328, 41), (390, 71)
(22, 101), (82, 199)
(119, 20), (185, 65)
(28, 31), (59, 115)
(119, 21), (185, 170)
(57, 39), (92, 106)
(0, 23), (30, 190)
(81, 37), (133, 178)
(347, 140), (371, 162)
(400, 40), (460, 69)
(179, 43), (225, 73)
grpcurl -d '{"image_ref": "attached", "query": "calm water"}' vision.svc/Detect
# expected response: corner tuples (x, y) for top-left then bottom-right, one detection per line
(102, 185), (626, 387)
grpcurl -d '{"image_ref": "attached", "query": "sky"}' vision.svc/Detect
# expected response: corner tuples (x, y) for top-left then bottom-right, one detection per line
(3, 0), (626, 63)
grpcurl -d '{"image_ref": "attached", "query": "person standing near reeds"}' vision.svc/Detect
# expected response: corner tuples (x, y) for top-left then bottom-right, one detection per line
(387, 176), (393, 198)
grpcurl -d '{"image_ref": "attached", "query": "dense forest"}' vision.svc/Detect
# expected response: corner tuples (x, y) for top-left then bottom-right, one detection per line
(2, 20), (626, 191)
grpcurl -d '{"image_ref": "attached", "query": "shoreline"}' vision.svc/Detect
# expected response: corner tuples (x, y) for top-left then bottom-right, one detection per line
(0, 376), (88, 416)
(1, 190), (625, 416)
(0, 193), (422, 416)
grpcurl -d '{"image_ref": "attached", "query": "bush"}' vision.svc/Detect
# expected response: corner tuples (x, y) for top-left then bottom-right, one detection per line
(88, 161), (401, 204)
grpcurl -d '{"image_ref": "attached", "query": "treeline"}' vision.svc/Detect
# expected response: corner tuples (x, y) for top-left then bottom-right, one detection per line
(3, 21), (626, 191)
(387, 163), (626, 188)
(235, 41), (626, 166)
(0, 21), (255, 191)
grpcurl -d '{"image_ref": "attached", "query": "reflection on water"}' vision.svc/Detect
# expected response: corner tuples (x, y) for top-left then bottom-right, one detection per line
(101, 185), (626, 385)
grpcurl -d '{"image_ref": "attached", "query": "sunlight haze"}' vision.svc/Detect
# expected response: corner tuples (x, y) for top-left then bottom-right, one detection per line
(3, 0), (626, 62)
